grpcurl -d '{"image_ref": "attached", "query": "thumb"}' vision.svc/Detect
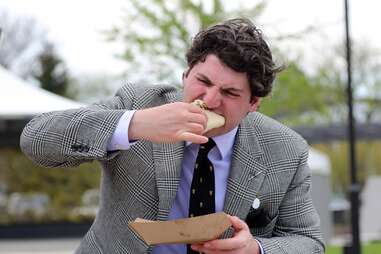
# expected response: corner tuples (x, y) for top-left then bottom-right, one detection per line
(228, 215), (248, 231)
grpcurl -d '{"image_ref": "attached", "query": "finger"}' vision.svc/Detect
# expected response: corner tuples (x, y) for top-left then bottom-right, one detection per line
(187, 112), (208, 128)
(192, 241), (242, 254)
(186, 123), (205, 135)
(188, 103), (205, 113)
(191, 244), (219, 254)
(229, 215), (248, 231)
(201, 216), (249, 251)
(179, 132), (208, 144)
(199, 111), (209, 129)
(202, 237), (243, 251)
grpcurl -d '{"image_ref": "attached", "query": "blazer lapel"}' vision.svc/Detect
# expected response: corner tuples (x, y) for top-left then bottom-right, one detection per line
(152, 142), (185, 221)
(223, 116), (268, 220)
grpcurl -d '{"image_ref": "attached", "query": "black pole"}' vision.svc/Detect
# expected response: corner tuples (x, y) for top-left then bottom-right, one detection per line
(344, 0), (361, 253)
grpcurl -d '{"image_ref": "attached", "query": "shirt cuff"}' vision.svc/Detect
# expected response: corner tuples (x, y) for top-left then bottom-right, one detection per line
(107, 110), (137, 151)
(255, 238), (265, 254)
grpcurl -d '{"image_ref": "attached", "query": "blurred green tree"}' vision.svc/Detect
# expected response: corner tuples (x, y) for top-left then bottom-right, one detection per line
(0, 10), (73, 98)
(313, 40), (381, 124)
(105, 0), (325, 124)
(32, 43), (70, 97)
(259, 62), (332, 125)
(309, 41), (381, 194)
(66, 73), (120, 103)
(105, 0), (267, 83)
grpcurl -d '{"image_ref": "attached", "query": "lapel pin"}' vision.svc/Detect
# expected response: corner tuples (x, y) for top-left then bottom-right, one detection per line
(252, 198), (260, 209)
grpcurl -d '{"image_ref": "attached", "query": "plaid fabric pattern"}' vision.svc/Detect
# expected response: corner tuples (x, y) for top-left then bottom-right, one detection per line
(20, 83), (325, 254)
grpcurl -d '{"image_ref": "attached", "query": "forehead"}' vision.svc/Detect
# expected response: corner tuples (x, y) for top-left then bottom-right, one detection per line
(190, 54), (249, 89)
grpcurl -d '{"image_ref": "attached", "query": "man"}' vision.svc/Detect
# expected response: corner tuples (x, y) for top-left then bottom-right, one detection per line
(20, 18), (325, 253)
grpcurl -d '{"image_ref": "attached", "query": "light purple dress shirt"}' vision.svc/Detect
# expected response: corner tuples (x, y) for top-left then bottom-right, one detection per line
(108, 111), (264, 254)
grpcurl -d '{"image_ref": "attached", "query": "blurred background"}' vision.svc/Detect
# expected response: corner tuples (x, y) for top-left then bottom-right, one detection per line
(0, 0), (380, 253)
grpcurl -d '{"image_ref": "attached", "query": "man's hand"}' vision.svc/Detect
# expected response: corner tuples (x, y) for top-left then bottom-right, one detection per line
(190, 215), (260, 254)
(129, 102), (209, 144)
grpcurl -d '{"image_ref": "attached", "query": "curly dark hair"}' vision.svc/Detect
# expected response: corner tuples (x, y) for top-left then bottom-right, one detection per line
(186, 18), (283, 98)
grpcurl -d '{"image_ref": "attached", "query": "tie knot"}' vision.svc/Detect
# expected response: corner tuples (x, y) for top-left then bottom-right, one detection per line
(199, 139), (216, 154)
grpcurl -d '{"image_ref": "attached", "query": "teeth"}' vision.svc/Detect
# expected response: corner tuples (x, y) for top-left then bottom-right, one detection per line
(191, 100), (225, 132)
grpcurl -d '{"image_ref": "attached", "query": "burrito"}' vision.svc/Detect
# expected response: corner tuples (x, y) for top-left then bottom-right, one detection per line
(192, 100), (225, 132)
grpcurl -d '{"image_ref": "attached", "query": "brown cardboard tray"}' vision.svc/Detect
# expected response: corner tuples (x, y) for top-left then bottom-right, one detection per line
(128, 212), (231, 245)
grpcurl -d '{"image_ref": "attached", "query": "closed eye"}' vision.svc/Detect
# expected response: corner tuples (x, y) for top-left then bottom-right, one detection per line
(222, 89), (240, 97)
(197, 77), (212, 86)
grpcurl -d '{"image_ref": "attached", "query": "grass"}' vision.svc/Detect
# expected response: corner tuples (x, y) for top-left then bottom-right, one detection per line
(326, 242), (381, 254)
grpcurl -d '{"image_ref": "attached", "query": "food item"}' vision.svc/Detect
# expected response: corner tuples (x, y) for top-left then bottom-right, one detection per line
(192, 100), (225, 132)
(128, 212), (231, 244)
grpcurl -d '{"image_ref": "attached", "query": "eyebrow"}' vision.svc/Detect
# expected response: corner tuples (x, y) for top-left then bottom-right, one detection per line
(196, 73), (244, 93)
(197, 73), (213, 85)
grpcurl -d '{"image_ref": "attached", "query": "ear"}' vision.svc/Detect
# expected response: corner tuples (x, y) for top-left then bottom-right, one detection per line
(182, 67), (191, 81)
(249, 97), (260, 112)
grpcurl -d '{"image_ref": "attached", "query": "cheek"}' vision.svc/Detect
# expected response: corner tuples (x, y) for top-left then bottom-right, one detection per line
(223, 106), (238, 121)
(185, 84), (204, 99)
(183, 83), (195, 101)
(223, 103), (248, 122)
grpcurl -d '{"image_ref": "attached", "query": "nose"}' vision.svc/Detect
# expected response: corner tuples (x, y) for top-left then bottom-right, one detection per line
(202, 87), (222, 109)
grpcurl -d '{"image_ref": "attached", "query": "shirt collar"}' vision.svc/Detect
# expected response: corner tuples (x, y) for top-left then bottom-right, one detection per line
(186, 127), (238, 159)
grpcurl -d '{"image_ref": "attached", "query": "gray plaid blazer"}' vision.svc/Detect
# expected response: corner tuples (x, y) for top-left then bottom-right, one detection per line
(20, 83), (325, 253)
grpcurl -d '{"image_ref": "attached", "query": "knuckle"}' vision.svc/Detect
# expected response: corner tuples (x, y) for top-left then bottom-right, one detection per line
(194, 124), (203, 133)
(179, 110), (189, 119)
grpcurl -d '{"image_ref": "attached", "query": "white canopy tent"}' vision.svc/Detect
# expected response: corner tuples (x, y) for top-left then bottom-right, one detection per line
(0, 66), (85, 146)
(0, 66), (85, 119)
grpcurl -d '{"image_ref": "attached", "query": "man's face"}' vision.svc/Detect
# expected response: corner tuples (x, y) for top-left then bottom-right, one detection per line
(183, 54), (259, 137)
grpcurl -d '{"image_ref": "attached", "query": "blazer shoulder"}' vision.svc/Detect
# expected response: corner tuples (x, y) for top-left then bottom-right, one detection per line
(118, 82), (180, 96)
(115, 83), (182, 109)
(246, 112), (308, 151)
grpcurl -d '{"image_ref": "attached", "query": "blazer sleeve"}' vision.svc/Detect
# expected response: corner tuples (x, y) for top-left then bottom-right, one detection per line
(20, 83), (177, 168)
(256, 144), (326, 254)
